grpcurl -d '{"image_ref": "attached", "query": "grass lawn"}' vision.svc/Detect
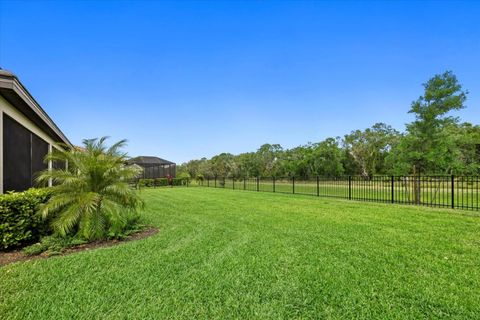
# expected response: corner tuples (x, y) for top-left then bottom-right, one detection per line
(1, 187), (480, 319)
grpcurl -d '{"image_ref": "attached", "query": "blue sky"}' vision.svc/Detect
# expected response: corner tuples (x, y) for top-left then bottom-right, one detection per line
(0, 1), (479, 163)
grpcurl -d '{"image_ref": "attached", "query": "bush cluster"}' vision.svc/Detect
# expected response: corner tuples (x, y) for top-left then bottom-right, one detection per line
(22, 235), (87, 256)
(0, 188), (52, 250)
(138, 177), (189, 188)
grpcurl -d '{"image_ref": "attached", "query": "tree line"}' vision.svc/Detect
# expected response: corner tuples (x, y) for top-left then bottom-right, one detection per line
(178, 71), (480, 179)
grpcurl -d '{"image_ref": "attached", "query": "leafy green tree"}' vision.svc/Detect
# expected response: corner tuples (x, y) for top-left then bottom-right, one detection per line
(310, 138), (345, 177)
(391, 71), (468, 175)
(344, 123), (399, 178)
(446, 122), (480, 175)
(235, 152), (259, 177)
(255, 144), (283, 177)
(197, 157), (215, 179)
(37, 137), (144, 240)
(278, 146), (308, 177)
(210, 153), (236, 177)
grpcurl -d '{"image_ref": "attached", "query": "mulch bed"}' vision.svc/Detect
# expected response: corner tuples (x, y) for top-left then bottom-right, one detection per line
(0, 226), (159, 267)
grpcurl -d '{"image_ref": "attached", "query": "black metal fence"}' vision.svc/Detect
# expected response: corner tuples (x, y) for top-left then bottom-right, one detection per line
(195, 176), (480, 211)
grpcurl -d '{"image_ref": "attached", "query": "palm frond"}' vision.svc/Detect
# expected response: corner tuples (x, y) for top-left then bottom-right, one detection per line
(37, 137), (144, 240)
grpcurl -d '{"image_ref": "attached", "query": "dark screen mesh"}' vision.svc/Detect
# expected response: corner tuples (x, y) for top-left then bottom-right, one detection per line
(52, 160), (65, 170)
(136, 164), (176, 179)
(3, 115), (32, 192)
(31, 133), (49, 186)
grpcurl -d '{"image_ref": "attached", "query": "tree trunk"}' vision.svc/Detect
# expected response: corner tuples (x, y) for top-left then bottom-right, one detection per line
(413, 165), (421, 205)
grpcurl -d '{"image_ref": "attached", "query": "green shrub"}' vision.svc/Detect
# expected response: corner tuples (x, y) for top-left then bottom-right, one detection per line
(178, 172), (191, 180)
(139, 177), (188, 187)
(37, 137), (144, 241)
(172, 178), (188, 186)
(154, 178), (168, 187)
(22, 242), (45, 256)
(107, 208), (142, 239)
(0, 188), (52, 250)
(139, 179), (155, 187)
(23, 235), (88, 256)
(107, 221), (145, 240)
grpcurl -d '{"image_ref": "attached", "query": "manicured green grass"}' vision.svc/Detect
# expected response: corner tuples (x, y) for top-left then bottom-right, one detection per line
(2, 188), (480, 319)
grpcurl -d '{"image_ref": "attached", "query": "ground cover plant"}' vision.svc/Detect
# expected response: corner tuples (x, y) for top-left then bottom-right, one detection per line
(1, 187), (479, 319)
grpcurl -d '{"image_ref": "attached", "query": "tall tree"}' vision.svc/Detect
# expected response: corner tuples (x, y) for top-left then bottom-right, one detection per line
(446, 122), (480, 175)
(310, 138), (345, 177)
(255, 144), (283, 177)
(235, 152), (259, 177)
(392, 71), (468, 174)
(343, 123), (399, 178)
(210, 153), (236, 178)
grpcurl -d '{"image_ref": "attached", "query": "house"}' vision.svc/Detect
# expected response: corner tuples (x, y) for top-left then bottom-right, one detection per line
(0, 69), (72, 193)
(127, 156), (176, 179)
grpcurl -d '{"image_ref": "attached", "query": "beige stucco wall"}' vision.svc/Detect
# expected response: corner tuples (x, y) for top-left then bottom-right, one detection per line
(0, 95), (60, 193)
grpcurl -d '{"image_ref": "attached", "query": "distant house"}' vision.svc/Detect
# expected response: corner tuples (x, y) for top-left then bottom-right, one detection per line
(0, 69), (72, 193)
(128, 156), (176, 179)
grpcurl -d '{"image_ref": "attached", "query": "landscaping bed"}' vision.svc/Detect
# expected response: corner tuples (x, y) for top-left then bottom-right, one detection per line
(0, 226), (158, 266)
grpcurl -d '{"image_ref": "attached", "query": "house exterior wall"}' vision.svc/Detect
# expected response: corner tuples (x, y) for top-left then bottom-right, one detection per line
(0, 95), (60, 193)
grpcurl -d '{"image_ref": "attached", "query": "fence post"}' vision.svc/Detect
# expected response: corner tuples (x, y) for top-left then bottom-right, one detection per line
(317, 176), (319, 196)
(391, 176), (394, 203)
(233, 178), (235, 190)
(257, 177), (259, 191)
(348, 176), (352, 200)
(244, 177), (246, 190)
(451, 175), (455, 209)
(273, 177), (276, 193)
(215, 177), (217, 188)
(292, 177), (295, 194)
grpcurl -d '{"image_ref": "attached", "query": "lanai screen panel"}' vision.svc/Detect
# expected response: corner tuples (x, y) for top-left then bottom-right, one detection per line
(32, 133), (49, 181)
(3, 115), (31, 191)
(3, 115), (50, 192)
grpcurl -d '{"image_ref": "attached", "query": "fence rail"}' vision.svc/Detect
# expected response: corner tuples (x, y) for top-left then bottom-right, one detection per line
(195, 175), (480, 211)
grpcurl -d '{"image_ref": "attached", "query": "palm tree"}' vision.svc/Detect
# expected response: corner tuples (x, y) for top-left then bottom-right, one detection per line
(37, 137), (144, 240)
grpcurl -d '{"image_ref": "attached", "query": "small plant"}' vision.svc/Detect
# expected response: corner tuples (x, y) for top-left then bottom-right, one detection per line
(154, 178), (168, 187)
(107, 222), (146, 240)
(177, 178), (189, 186)
(139, 179), (155, 188)
(23, 235), (88, 256)
(22, 242), (45, 256)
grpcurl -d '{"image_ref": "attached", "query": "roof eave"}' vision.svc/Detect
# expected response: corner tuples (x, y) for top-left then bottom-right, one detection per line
(0, 71), (72, 147)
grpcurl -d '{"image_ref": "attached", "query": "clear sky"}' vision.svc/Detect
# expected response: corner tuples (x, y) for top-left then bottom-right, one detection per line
(0, 1), (479, 163)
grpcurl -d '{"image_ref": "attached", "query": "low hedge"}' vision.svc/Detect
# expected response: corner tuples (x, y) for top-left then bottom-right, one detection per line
(0, 188), (52, 250)
(138, 178), (189, 188)
(172, 178), (188, 186)
(139, 179), (155, 188)
(155, 178), (168, 186)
